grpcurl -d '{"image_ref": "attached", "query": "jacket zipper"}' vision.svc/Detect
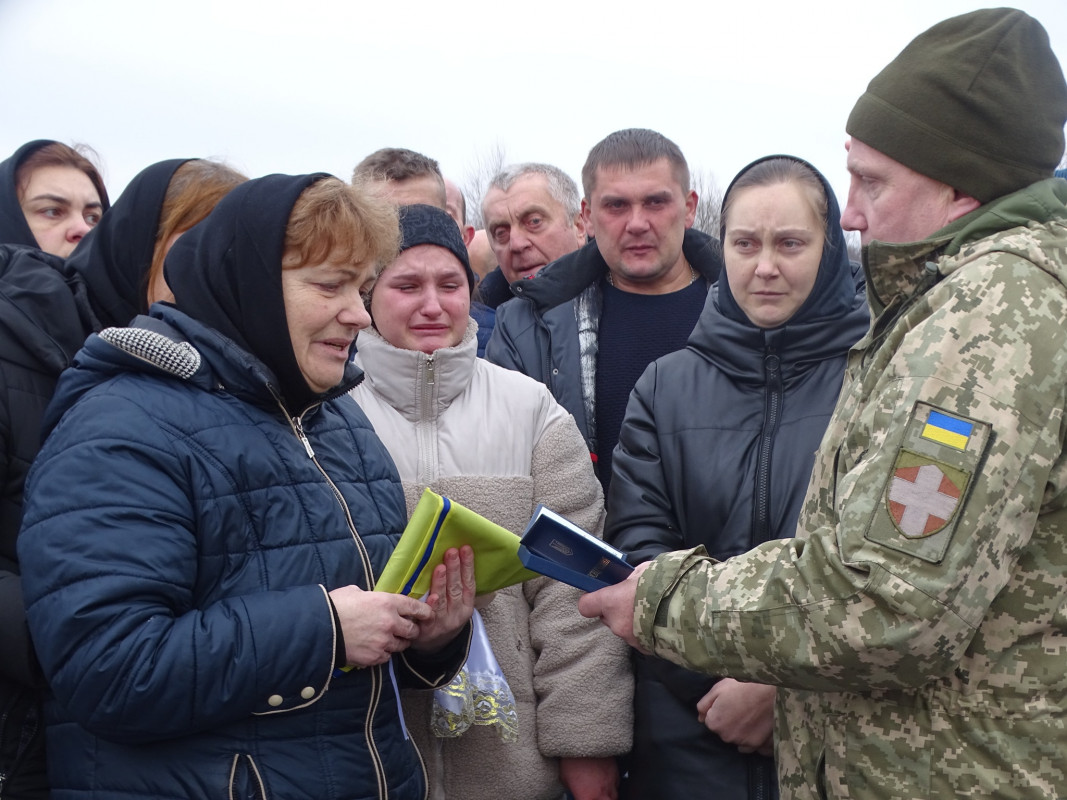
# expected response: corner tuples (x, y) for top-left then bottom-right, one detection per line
(753, 349), (783, 546)
(425, 354), (435, 388)
(284, 403), (389, 798)
(751, 338), (780, 800)
(416, 355), (438, 486)
(289, 412), (376, 586)
(365, 663), (388, 799)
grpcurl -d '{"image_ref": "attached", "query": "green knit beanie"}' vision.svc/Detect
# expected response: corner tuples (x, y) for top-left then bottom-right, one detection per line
(847, 8), (1067, 203)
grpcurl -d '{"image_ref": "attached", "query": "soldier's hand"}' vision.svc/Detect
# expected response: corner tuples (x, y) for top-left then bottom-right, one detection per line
(578, 561), (651, 653)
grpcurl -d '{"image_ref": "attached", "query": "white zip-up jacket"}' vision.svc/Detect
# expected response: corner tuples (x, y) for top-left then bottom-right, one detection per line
(351, 319), (633, 800)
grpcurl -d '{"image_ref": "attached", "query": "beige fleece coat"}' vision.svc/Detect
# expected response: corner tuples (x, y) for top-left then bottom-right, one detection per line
(350, 320), (633, 800)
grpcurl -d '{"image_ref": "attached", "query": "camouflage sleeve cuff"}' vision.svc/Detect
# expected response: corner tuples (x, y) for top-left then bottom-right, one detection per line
(633, 546), (712, 653)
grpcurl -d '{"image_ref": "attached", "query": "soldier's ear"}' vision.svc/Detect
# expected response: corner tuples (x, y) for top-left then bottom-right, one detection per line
(946, 190), (980, 224)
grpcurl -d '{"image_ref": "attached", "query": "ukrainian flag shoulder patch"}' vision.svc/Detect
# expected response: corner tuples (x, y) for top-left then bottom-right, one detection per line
(865, 402), (992, 564)
(921, 410), (974, 450)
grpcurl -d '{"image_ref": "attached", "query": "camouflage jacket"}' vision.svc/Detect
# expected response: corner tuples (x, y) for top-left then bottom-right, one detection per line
(634, 177), (1067, 799)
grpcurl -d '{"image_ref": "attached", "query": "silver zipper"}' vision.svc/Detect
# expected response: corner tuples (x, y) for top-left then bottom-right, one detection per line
(293, 415), (315, 458)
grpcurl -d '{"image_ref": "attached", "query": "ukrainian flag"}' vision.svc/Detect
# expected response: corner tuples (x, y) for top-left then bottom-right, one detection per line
(922, 410), (973, 450)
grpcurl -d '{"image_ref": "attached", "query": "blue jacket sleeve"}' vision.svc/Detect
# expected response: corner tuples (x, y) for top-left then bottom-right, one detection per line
(17, 396), (338, 744)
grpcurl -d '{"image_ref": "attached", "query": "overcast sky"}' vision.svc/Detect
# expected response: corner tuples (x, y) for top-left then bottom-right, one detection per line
(1, 0), (1064, 219)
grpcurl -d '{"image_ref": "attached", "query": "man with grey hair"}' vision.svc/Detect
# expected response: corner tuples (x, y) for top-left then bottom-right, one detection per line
(482, 162), (587, 284)
(472, 163), (588, 352)
(487, 129), (722, 496)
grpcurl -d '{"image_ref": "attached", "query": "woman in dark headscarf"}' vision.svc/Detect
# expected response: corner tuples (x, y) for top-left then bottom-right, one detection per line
(18, 174), (475, 800)
(63, 157), (247, 327)
(0, 139), (109, 255)
(0, 153), (242, 798)
(604, 156), (869, 800)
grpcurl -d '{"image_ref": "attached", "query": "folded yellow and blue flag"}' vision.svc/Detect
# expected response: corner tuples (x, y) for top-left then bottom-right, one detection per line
(376, 488), (539, 597)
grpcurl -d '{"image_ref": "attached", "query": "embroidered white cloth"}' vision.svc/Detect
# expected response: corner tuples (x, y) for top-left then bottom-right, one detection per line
(431, 610), (517, 742)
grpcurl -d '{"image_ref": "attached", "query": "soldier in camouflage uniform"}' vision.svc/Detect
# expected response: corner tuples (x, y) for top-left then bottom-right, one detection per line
(580, 9), (1067, 799)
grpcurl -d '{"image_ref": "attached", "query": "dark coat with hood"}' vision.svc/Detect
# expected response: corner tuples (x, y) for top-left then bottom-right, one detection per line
(0, 141), (118, 798)
(485, 228), (722, 464)
(2, 157), (189, 577)
(1, 160), (187, 678)
(1, 158), (193, 541)
(0, 244), (91, 798)
(605, 157), (869, 800)
(18, 174), (469, 800)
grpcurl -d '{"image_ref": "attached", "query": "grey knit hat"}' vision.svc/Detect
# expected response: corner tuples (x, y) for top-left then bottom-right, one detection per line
(846, 8), (1067, 203)
(397, 203), (475, 294)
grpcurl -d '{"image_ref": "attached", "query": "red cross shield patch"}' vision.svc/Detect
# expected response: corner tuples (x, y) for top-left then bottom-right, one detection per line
(887, 461), (963, 538)
(866, 404), (988, 563)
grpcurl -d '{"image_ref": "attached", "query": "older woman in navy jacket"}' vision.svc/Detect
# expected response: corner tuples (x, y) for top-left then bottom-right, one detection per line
(605, 156), (869, 800)
(18, 174), (474, 800)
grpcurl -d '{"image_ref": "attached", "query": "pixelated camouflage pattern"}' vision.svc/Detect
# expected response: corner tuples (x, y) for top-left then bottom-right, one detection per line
(633, 178), (1067, 799)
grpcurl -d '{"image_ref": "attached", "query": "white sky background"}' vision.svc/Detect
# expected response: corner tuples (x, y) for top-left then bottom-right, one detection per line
(1, 0), (1065, 219)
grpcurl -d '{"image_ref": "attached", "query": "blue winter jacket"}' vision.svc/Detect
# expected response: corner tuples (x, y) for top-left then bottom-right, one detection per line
(18, 306), (468, 800)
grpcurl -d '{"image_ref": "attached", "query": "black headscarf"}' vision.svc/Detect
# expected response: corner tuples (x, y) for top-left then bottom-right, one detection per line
(64, 159), (191, 328)
(717, 155), (854, 327)
(0, 139), (112, 248)
(165, 173), (329, 414)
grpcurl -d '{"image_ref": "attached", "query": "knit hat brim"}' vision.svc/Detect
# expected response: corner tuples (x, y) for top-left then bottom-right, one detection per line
(397, 203), (476, 294)
(846, 8), (1067, 203)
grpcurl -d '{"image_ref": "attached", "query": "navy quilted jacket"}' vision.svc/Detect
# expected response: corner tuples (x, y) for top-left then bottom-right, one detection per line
(18, 305), (464, 800)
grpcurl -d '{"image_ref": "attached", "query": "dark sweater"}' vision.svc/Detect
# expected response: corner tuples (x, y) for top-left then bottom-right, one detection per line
(594, 277), (708, 494)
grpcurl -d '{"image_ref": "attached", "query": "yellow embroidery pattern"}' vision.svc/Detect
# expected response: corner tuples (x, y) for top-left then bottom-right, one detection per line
(430, 665), (519, 743)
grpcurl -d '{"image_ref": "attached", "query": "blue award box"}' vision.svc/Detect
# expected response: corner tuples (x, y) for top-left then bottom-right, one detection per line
(517, 505), (634, 592)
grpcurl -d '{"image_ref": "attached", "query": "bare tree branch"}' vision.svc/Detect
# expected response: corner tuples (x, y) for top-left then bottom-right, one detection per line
(461, 142), (507, 230)
(689, 167), (723, 237)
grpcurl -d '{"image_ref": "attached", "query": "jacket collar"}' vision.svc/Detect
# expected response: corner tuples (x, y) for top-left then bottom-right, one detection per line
(509, 227), (723, 311)
(688, 284), (869, 383)
(0, 244), (96, 373)
(354, 319), (478, 421)
(43, 305), (367, 438)
(862, 177), (1067, 314)
(473, 266), (513, 310)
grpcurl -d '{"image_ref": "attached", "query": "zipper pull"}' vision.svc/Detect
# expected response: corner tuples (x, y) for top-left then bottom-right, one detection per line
(294, 416), (315, 458)
(425, 355), (435, 386)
